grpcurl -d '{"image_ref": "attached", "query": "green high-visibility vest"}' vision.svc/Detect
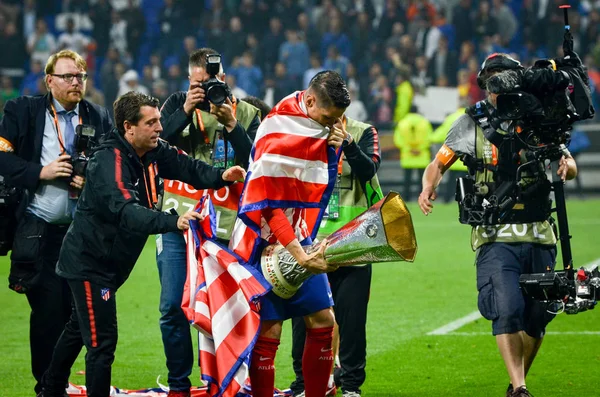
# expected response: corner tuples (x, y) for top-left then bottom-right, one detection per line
(393, 112), (432, 169)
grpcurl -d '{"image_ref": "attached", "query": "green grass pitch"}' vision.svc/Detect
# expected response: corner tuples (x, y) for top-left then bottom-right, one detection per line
(1, 200), (599, 396)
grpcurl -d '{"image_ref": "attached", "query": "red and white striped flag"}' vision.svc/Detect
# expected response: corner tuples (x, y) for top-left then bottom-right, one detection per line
(182, 197), (270, 397)
(229, 91), (339, 263)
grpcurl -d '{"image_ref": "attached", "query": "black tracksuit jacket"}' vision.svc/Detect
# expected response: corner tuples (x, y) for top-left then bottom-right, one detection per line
(56, 129), (229, 289)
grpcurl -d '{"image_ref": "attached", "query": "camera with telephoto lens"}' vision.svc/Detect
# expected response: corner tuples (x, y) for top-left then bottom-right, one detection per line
(0, 175), (22, 256)
(71, 124), (96, 178)
(519, 264), (600, 315)
(195, 54), (232, 112)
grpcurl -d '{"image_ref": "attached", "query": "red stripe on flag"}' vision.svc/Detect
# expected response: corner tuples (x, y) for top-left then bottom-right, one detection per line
(84, 281), (98, 348)
(114, 148), (131, 200)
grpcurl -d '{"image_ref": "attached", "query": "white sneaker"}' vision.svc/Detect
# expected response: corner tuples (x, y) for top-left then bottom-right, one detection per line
(295, 392), (305, 397)
(342, 391), (361, 397)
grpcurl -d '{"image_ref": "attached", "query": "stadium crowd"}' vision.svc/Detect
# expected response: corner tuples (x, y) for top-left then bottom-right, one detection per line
(1, 0), (600, 128)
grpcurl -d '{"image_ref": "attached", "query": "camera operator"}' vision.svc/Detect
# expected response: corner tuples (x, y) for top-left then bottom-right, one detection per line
(0, 49), (112, 396)
(40, 92), (246, 397)
(418, 53), (577, 397)
(157, 47), (261, 396)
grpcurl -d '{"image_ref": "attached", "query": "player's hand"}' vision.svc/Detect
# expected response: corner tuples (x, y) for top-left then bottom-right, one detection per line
(183, 84), (206, 115)
(210, 97), (237, 131)
(40, 154), (73, 180)
(327, 121), (346, 149)
(298, 243), (338, 274)
(557, 155), (569, 182)
(177, 210), (205, 231)
(418, 186), (438, 216)
(70, 175), (85, 190)
(222, 165), (246, 182)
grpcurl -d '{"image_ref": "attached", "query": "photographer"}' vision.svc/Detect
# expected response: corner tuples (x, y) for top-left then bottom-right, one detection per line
(157, 47), (261, 396)
(0, 49), (112, 396)
(41, 92), (246, 397)
(418, 53), (577, 397)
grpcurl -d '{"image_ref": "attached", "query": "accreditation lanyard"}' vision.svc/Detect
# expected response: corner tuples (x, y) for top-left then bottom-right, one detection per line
(142, 162), (159, 208)
(193, 97), (238, 150)
(50, 102), (82, 155)
(329, 118), (348, 219)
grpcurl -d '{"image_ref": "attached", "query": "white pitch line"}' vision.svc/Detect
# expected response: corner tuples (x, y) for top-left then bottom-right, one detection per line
(427, 311), (482, 335)
(427, 258), (600, 336)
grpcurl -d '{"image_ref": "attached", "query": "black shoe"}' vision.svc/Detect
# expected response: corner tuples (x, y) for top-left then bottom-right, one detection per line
(511, 386), (533, 397)
(506, 383), (513, 397)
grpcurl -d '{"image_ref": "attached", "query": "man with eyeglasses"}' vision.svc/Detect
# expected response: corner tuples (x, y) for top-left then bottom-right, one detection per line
(0, 49), (112, 396)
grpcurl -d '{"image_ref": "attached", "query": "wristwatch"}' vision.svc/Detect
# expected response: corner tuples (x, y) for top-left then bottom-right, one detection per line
(342, 132), (352, 148)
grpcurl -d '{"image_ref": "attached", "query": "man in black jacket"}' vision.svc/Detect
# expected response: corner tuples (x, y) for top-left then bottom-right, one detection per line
(0, 49), (112, 396)
(41, 92), (246, 397)
(157, 48), (261, 396)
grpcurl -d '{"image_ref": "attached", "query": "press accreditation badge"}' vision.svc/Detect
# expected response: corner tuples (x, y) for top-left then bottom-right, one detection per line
(212, 139), (236, 169)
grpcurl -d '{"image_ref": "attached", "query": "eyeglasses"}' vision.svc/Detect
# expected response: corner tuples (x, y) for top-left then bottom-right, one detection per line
(51, 73), (88, 83)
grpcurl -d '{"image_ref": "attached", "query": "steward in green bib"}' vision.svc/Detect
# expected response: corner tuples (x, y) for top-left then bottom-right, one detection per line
(155, 48), (261, 395)
(418, 53), (578, 397)
(290, 115), (383, 396)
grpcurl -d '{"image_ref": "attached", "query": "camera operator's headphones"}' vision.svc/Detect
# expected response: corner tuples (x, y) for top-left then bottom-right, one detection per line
(477, 53), (524, 89)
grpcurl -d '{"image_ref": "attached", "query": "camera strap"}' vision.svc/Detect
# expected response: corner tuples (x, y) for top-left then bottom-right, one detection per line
(50, 102), (83, 156)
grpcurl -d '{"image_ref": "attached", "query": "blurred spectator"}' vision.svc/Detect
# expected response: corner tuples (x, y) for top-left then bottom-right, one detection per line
(27, 19), (57, 65)
(0, 21), (27, 75)
(0, 75), (19, 116)
(297, 12), (320, 54)
(409, 10), (441, 60)
(346, 63), (360, 97)
(452, 0), (474, 49)
(85, 76), (106, 107)
(393, 66), (414, 124)
(149, 53), (164, 80)
(491, 0), (517, 47)
(385, 22), (405, 51)
(234, 52), (263, 98)
(275, 0), (302, 30)
(121, 0), (145, 62)
(89, 0), (113, 57)
(313, 0), (337, 34)
(20, 0), (37, 39)
(245, 34), (261, 64)
(109, 10), (128, 56)
(303, 53), (325, 89)
(321, 11), (352, 60)
(223, 17), (246, 68)
(151, 78), (169, 104)
(100, 47), (121, 88)
(239, 0), (265, 38)
(57, 18), (91, 57)
(406, 0), (438, 24)
(411, 55), (432, 94)
(141, 65), (155, 89)
(377, 0), (407, 40)
(279, 30), (310, 89)
(368, 74), (393, 128)
(159, 0), (185, 56)
(225, 74), (249, 99)
(272, 62), (295, 103)
(580, 9), (600, 56)
(21, 60), (44, 95)
(165, 63), (185, 93)
(262, 17), (285, 75)
(345, 87), (368, 121)
(350, 11), (373, 64)
(457, 41), (476, 70)
(343, 0), (376, 26)
(323, 45), (349, 80)
(473, 0), (497, 44)
(118, 69), (148, 96)
(0, 0), (20, 21)
(204, 0), (231, 52)
(428, 35), (458, 86)
(179, 36), (198, 74)
(104, 62), (125, 110)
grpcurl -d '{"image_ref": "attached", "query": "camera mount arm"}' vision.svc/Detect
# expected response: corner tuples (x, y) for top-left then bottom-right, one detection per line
(550, 156), (574, 279)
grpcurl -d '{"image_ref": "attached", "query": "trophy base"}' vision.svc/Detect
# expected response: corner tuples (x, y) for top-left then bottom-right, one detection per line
(260, 244), (304, 299)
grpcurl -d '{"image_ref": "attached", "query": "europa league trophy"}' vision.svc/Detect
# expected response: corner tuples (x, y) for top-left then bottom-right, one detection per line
(261, 192), (418, 298)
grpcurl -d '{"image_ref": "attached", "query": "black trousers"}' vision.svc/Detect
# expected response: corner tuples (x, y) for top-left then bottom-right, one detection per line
(15, 215), (72, 394)
(43, 279), (118, 397)
(291, 265), (372, 394)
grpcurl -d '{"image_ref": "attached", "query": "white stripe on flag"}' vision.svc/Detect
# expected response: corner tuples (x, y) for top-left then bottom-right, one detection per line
(199, 333), (216, 355)
(194, 300), (210, 319)
(257, 114), (326, 140)
(212, 290), (251, 350)
(249, 153), (329, 185)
